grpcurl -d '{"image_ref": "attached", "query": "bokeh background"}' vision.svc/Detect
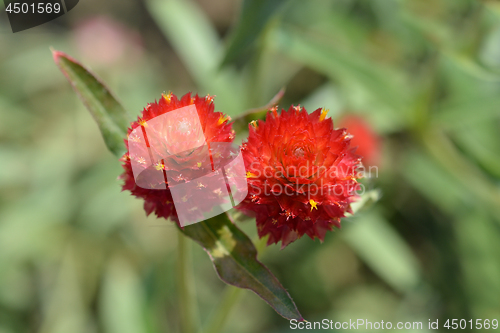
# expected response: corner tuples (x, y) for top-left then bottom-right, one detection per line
(1, 0), (500, 332)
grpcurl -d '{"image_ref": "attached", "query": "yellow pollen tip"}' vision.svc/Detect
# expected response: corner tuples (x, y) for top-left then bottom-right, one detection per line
(138, 118), (147, 127)
(217, 114), (231, 126)
(162, 91), (172, 103)
(205, 94), (215, 103)
(246, 171), (257, 178)
(155, 162), (164, 171)
(309, 199), (318, 211)
(319, 108), (328, 122)
(270, 106), (278, 117)
(197, 162), (202, 168)
(250, 120), (258, 129)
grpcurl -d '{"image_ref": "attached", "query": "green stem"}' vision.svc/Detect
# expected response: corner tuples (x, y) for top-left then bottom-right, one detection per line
(177, 230), (197, 333)
(203, 286), (243, 333)
(202, 235), (270, 333)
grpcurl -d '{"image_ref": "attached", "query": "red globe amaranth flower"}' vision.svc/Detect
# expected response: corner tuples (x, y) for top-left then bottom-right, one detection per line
(238, 106), (362, 248)
(119, 92), (234, 225)
(338, 114), (381, 167)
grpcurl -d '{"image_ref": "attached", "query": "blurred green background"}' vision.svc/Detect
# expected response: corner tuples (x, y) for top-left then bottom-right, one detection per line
(1, 0), (500, 332)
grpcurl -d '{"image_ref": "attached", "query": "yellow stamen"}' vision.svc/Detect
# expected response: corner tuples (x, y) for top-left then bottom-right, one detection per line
(128, 134), (141, 143)
(319, 108), (328, 122)
(197, 161), (202, 168)
(309, 199), (318, 211)
(250, 120), (258, 129)
(293, 105), (302, 114)
(217, 114), (231, 126)
(154, 162), (164, 171)
(270, 105), (278, 117)
(162, 91), (172, 103)
(342, 175), (357, 182)
(138, 118), (147, 127)
(246, 171), (257, 178)
(205, 94), (215, 103)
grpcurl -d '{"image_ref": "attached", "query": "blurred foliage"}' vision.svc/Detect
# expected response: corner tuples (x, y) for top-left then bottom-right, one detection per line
(1, 0), (500, 332)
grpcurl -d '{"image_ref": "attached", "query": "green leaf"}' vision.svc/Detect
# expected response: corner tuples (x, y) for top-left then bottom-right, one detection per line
(145, 0), (245, 116)
(343, 212), (422, 293)
(52, 50), (130, 157)
(180, 214), (303, 321)
(269, 26), (409, 131)
(346, 188), (382, 216)
(221, 0), (289, 67)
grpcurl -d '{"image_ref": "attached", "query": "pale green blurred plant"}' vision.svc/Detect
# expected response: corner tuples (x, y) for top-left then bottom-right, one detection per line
(0, 0), (499, 332)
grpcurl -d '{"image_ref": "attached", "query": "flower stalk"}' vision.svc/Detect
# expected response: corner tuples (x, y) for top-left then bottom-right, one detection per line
(177, 230), (197, 333)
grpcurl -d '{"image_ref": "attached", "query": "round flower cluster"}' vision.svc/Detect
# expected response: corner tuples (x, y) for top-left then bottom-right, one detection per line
(120, 93), (362, 248)
(119, 92), (234, 225)
(237, 106), (361, 248)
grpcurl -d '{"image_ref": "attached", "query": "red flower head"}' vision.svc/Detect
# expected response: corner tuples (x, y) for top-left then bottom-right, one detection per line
(238, 106), (362, 248)
(338, 114), (381, 167)
(119, 92), (235, 225)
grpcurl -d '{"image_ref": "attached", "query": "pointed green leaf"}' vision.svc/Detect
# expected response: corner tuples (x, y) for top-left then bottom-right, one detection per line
(180, 214), (303, 321)
(221, 0), (289, 67)
(52, 50), (130, 157)
(145, 0), (245, 116)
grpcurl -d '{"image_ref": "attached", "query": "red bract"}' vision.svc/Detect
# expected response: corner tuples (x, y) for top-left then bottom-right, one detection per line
(238, 106), (362, 248)
(119, 92), (234, 225)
